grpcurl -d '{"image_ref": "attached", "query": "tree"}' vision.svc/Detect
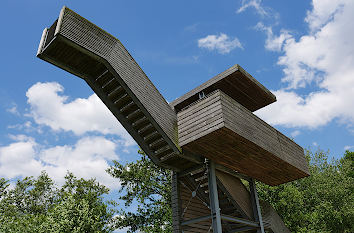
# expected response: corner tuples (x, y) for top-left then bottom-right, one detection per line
(257, 149), (353, 233)
(108, 149), (354, 233)
(107, 150), (172, 233)
(0, 171), (116, 233)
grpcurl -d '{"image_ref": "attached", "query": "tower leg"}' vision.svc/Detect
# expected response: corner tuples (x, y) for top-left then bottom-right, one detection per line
(249, 178), (265, 233)
(171, 171), (182, 233)
(207, 160), (223, 233)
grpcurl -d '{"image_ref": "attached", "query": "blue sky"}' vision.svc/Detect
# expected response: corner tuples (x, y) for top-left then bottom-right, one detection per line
(1, 0), (353, 207)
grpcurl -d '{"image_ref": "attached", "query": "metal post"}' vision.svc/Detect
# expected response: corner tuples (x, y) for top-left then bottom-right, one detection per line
(207, 160), (223, 233)
(249, 178), (265, 233)
(171, 171), (182, 233)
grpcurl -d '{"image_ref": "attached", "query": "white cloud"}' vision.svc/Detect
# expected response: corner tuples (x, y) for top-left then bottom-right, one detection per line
(344, 145), (354, 151)
(198, 33), (243, 54)
(6, 104), (20, 116)
(291, 130), (301, 138)
(237, 0), (268, 16)
(184, 23), (199, 32)
(0, 136), (120, 190)
(256, 0), (354, 130)
(8, 134), (34, 142)
(255, 22), (291, 52)
(305, 0), (346, 32)
(114, 227), (130, 233)
(26, 82), (135, 146)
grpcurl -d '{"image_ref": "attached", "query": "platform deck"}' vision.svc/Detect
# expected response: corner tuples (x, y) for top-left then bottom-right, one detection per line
(177, 90), (309, 186)
(170, 64), (276, 113)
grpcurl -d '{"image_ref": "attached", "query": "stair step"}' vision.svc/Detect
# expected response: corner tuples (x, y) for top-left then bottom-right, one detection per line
(107, 85), (123, 98)
(95, 70), (109, 82)
(110, 90), (126, 103)
(149, 138), (166, 149)
(194, 175), (208, 183)
(143, 131), (160, 143)
(192, 172), (207, 181)
(132, 116), (149, 128)
(113, 93), (129, 106)
(138, 123), (154, 135)
(119, 101), (135, 113)
(126, 109), (142, 121)
(160, 152), (177, 162)
(95, 72), (112, 87)
(154, 145), (172, 157)
(200, 182), (208, 188)
(102, 77), (116, 89)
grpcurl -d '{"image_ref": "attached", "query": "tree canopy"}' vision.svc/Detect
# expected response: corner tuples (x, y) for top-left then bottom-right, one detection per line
(0, 172), (116, 233)
(107, 150), (172, 233)
(257, 149), (353, 233)
(108, 149), (354, 232)
(1, 149), (352, 232)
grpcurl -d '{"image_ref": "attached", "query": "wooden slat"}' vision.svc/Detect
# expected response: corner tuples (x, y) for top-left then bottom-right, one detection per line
(260, 200), (291, 233)
(216, 170), (254, 219)
(170, 64), (276, 113)
(177, 90), (309, 186)
(179, 181), (213, 232)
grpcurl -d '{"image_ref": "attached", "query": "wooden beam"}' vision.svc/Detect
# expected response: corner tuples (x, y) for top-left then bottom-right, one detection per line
(216, 170), (254, 219)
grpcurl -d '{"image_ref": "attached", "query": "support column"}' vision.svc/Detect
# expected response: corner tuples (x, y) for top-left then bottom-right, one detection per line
(249, 178), (265, 233)
(207, 160), (223, 233)
(171, 171), (182, 233)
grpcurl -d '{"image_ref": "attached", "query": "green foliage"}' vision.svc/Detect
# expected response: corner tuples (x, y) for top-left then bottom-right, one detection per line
(257, 149), (354, 233)
(108, 149), (354, 233)
(107, 150), (172, 233)
(0, 171), (116, 233)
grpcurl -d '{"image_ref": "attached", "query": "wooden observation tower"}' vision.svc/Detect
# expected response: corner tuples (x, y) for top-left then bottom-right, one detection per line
(37, 7), (310, 232)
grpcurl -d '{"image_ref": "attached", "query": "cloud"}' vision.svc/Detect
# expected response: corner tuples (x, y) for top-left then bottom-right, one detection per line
(256, 1), (354, 130)
(344, 145), (354, 151)
(305, 0), (346, 33)
(113, 227), (129, 233)
(184, 23), (199, 32)
(291, 130), (301, 138)
(237, 0), (268, 16)
(0, 136), (120, 190)
(26, 82), (135, 146)
(198, 33), (243, 54)
(6, 103), (20, 116)
(255, 22), (291, 52)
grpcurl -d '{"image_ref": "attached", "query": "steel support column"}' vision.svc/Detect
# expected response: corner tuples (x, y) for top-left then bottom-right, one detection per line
(207, 160), (223, 233)
(249, 178), (265, 233)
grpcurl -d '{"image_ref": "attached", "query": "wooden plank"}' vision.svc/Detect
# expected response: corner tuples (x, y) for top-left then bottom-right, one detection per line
(179, 182), (213, 232)
(177, 91), (221, 121)
(216, 170), (254, 220)
(177, 90), (309, 185)
(179, 114), (224, 139)
(178, 102), (223, 130)
(260, 200), (291, 233)
(170, 64), (276, 113)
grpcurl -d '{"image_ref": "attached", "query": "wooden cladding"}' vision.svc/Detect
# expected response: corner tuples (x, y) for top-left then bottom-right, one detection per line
(36, 6), (201, 171)
(177, 90), (309, 186)
(170, 64), (276, 113)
